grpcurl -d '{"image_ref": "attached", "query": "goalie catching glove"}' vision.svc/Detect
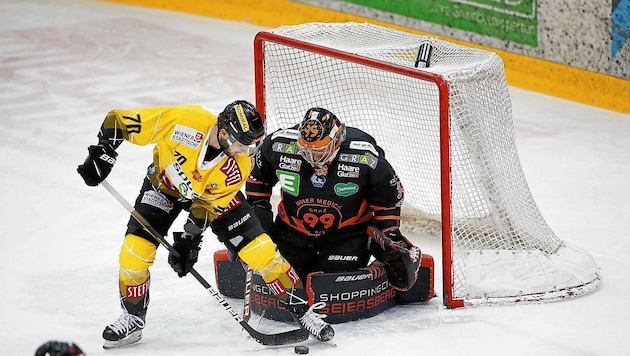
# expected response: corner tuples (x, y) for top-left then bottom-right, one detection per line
(168, 232), (203, 277)
(368, 226), (421, 291)
(77, 144), (117, 186)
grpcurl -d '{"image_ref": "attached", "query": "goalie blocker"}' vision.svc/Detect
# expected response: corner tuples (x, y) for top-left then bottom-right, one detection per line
(214, 249), (434, 324)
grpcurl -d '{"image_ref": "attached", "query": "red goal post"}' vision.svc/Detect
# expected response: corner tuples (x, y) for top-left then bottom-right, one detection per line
(253, 22), (601, 308)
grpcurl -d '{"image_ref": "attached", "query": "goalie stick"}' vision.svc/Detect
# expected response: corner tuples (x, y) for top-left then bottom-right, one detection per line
(100, 180), (309, 346)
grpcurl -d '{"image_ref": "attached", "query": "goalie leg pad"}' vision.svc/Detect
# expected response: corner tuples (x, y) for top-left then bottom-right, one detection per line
(213, 249), (247, 298)
(246, 263), (398, 324)
(397, 253), (436, 304)
(213, 252), (432, 323)
(306, 263), (398, 324)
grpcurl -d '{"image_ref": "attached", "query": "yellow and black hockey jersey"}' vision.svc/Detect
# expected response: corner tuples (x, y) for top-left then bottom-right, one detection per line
(98, 105), (252, 225)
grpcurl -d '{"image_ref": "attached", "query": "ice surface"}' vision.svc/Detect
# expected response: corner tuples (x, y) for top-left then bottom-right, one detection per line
(1, 0), (629, 355)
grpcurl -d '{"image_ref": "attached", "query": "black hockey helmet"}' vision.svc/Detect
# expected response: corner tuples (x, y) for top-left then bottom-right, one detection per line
(297, 107), (346, 167)
(35, 341), (85, 356)
(217, 100), (265, 146)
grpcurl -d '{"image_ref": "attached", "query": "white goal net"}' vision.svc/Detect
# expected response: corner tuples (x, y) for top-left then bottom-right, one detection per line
(253, 22), (601, 307)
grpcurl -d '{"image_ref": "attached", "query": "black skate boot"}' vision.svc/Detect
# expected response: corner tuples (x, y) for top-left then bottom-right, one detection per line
(103, 293), (148, 349)
(102, 312), (145, 349)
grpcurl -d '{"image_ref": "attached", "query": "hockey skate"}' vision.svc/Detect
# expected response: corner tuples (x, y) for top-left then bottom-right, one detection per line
(292, 301), (335, 342)
(102, 312), (145, 349)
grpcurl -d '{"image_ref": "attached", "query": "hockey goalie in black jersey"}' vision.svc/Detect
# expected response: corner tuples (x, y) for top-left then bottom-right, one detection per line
(212, 107), (432, 323)
(245, 107), (422, 292)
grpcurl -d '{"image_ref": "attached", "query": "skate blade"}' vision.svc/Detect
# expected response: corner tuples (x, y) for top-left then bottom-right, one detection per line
(103, 330), (143, 349)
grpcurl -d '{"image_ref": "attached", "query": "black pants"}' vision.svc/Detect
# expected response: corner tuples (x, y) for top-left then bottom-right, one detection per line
(269, 221), (373, 282)
(126, 177), (191, 245)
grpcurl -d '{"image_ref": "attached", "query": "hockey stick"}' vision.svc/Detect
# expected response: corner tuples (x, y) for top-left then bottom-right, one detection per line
(242, 264), (254, 322)
(100, 180), (309, 346)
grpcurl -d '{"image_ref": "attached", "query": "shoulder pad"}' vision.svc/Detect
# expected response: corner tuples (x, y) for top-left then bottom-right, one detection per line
(348, 141), (380, 156)
(271, 128), (299, 141)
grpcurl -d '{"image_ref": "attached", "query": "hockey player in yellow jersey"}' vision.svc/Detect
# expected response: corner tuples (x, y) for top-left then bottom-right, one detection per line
(77, 100), (334, 349)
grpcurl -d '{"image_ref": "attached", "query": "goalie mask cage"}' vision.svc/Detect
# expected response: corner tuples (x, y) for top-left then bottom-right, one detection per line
(253, 22), (601, 308)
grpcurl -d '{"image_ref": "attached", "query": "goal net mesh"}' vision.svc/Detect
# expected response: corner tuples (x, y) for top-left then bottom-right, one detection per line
(254, 22), (601, 307)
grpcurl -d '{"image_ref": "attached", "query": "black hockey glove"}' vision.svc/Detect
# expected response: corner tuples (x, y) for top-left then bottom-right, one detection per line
(368, 226), (421, 291)
(251, 199), (273, 231)
(168, 232), (203, 277)
(77, 145), (117, 186)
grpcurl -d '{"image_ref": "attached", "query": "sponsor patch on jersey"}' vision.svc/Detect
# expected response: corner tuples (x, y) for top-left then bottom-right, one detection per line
(337, 163), (360, 178)
(164, 162), (201, 200)
(170, 124), (204, 149)
(220, 158), (243, 186)
(310, 173), (326, 188)
(349, 141), (379, 156)
(338, 152), (378, 169)
(334, 182), (359, 197)
(141, 189), (174, 213)
(279, 155), (302, 172)
(276, 170), (300, 196)
(272, 142), (298, 155)
(191, 169), (203, 182)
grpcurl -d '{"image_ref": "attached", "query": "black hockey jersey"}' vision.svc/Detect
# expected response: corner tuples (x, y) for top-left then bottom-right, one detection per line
(246, 126), (404, 238)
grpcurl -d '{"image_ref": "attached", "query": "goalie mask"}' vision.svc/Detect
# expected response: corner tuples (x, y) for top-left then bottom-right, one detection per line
(217, 100), (265, 156)
(297, 108), (346, 173)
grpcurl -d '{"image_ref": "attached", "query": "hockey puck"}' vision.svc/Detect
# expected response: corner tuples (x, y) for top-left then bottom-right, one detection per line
(294, 345), (309, 354)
